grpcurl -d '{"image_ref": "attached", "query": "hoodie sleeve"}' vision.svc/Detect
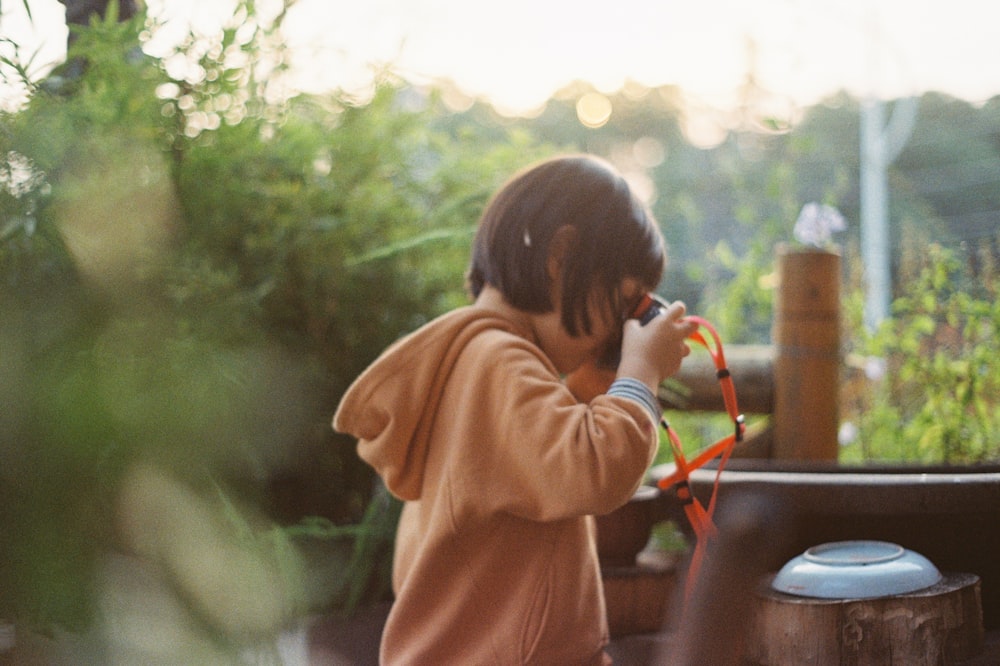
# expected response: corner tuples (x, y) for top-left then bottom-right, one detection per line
(445, 329), (659, 523)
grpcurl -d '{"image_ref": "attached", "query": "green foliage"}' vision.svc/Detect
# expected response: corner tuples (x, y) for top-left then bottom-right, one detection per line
(649, 520), (689, 554)
(842, 245), (1000, 463)
(166, 83), (553, 528)
(0, 0), (553, 632)
(0, 292), (316, 632)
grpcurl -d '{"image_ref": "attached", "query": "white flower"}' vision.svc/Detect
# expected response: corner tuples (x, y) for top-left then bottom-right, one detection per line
(838, 421), (859, 446)
(793, 202), (846, 247)
(864, 356), (887, 381)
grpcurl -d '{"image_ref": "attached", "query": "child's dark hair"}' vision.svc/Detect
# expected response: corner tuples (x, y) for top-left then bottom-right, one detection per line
(467, 154), (666, 336)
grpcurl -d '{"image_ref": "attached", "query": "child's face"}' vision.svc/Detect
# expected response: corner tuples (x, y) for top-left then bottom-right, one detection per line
(535, 278), (643, 375)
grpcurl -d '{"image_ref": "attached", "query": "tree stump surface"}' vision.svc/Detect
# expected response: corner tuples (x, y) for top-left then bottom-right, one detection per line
(748, 572), (983, 665)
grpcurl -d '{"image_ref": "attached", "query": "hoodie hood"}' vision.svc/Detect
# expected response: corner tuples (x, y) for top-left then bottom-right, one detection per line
(333, 307), (525, 501)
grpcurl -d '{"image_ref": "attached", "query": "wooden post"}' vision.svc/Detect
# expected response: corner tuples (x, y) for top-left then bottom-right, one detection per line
(772, 246), (841, 460)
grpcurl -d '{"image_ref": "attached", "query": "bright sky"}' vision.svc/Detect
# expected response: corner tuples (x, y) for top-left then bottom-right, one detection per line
(2, 0), (1000, 116)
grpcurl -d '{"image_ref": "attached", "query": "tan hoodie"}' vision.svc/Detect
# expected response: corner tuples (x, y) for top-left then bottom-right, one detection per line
(334, 305), (658, 665)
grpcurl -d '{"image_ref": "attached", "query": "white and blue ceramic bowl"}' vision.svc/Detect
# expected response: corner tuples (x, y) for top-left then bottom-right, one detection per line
(772, 540), (942, 599)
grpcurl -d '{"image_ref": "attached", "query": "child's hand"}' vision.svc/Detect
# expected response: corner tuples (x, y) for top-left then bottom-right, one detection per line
(616, 300), (697, 393)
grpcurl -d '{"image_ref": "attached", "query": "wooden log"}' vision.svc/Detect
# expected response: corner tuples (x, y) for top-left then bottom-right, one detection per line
(659, 344), (775, 414)
(748, 572), (984, 665)
(602, 553), (679, 638)
(772, 246), (841, 460)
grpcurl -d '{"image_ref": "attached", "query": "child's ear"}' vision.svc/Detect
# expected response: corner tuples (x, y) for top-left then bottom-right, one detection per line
(546, 225), (578, 281)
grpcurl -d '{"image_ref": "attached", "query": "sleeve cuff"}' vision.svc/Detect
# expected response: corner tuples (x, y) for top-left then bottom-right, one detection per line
(607, 377), (661, 422)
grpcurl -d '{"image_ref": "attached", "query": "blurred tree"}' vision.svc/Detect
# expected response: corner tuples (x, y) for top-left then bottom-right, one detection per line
(1, 0), (553, 632)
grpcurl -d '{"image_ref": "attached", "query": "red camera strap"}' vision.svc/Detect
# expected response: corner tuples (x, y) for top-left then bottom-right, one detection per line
(657, 315), (745, 602)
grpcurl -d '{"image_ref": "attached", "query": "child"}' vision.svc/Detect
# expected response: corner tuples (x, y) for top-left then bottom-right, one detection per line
(334, 154), (696, 664)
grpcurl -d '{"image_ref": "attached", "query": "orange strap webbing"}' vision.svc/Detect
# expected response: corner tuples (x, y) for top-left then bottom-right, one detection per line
(637, 306), (745, 602)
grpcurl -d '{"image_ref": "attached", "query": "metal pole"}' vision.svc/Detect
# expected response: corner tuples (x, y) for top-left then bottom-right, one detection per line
(860, 98), (891, 331)
(859, 2), (918, 332)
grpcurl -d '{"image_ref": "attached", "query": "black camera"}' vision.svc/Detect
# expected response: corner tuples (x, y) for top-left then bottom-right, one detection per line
(631, 293), (668, 326)
(596, 293), (667, 368)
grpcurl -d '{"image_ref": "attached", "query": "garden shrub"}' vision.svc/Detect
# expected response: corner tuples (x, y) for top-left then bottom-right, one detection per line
(841, 244), (1000, 463)
(0, 0), (554, 630)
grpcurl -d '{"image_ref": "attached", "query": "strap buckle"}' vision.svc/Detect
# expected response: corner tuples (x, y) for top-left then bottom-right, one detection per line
(674, 479), (694, 505)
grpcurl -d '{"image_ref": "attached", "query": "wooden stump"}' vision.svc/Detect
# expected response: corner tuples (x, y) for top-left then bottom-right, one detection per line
(748, 572), (983, 665)
(602, 551), (679, 637)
